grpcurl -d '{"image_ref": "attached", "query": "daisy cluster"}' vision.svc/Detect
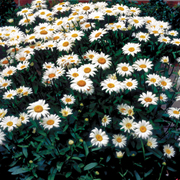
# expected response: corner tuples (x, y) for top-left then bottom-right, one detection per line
(0, 0), (179, 160)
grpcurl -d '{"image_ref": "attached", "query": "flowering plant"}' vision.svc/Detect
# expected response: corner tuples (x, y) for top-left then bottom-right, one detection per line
(0, 0), (180, 179)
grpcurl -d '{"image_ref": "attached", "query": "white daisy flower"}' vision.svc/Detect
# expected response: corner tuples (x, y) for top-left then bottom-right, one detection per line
(163, 144), (175, 158)
(112, 134), (127, 148)
(100, 78), (123, 94)
(66, 30), (85, 41)
(66, 68), (81, 80)
(122, 43), (141, 57)
(134, 120), (153, 139)
(89, 28), (107, 42)
(147, 137), (158, 149)
(61, 94), (75, 105)
(123, 78), (138, 91)
(135, 32), (150, 42)
(128, 16), (144, 28)
(113, 4), (129, 15)
(17, 61), (29, 70)
(101, 115), (111, 127)
(22, 87), (33, 96)
(129, 7), (141, 16)
(146, 73), (160, 86)
(0, 129), (5, 144)
(159, 93), (168, 102)
(60, 106), (73, 117)
(40, 114), (61, 130)
(42, 62), (55, 70)
(1, 66), (16, 77)
(119, 117), (136, 133)
(19, 112), (29, 124)
(0, 116), (18, 132)
(138, 91), (158, 107)
(158, 36), (170, 44)
(27, 99), (50, 120)
(0, 79), (12, 89)
(116, 63), (134, 77)
(78, 64), (98, 77)
(57, 39), (74, 52)
(168, 30), (178, 36)
(117, 103), (129, 115)
(80, 22), (95, 31)
(160, 56), (169, 64)
(90, 127), (109, 147)
(70, 76), (93, 93)
(3, 89), (17, 100)
(126, 106), (135, 117)
(133, 59), (153, 72)
(158, 76), (172, 90)
(171, 38), (180, 46)
(167, 107), (180, 119)
(0, 109), (8, 119)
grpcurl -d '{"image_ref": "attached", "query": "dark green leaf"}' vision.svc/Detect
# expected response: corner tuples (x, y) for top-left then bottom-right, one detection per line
(134, 170), (141, 180)
(83, 141), (89, 156)
(145, 169), (153, 177)
(57, 162), (63, 172)
(84, 162), (98, 171)
(65, 172), (72, 178)
(167, 166), (176, 172)
(22, 147), (28, 158)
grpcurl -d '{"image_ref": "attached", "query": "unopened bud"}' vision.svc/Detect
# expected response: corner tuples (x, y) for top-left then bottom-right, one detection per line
(116, 151), (125, 159)
(79, 139), (83, 143)
(8, 19), (14, 23)
(16, 119), (22, 127)
(68, 139), (74, 145)
(29, 160), (33, 164)
(85, 118), (88, 122)
(162, 162), (166, 166)
(95, 171), (99, 175)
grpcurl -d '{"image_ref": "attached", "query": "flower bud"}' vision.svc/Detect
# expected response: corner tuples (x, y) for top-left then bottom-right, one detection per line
(32, 127), (36, 134)
(79, 139), (83, 143)
(162, 162), (166, 166)
(30, 62), (34, 66)
(116, 151), (125, 159)
(68, 139), (74, 145)
(29, 160), (33, 164)
(95, 171), (99, 175)
(78, 110), (81, 113)
(80, 103), (84, 106)
(16, 119), (22, 127)
(8, 19), (13, 23)
(25, 29), (30, 34)
(85, 118), (89, 122)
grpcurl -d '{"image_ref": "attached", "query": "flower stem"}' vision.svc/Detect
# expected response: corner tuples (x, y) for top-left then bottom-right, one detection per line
(158, 165), (164, 180)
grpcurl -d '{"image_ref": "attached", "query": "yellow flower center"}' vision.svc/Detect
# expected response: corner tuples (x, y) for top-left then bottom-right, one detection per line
(21, 65), (26, 69)
(7, 94), (13, 98)
(7, 121), (13, 126)
(95, 32), (102, 38)
(57, 21), (63, 25)
(130, 9), (136, 12)
(152, 30), (158, 34)
(160, 96), (163, 100)
(128, 47), (135, 52)
(128, 109), (134, 116)
(25, 50), (30, 54)
(68, 17), (74, 21)
(48, 73), (56, 78)
(116, 137), (122, 143)
(120, 108), (125, 113)
(162, 39), (167, 42)
(47, 120), (54, 125)
(126, 123), (132, 129)
(173, 110), (180, 114)
(85, 24), (90, 28)
(107, 83), (115, 88)
(140, 35), (146, 39)
(165, 149), (171, 154)
(89, 55), (94, 59)
(96, 134), (103, 141)
(34, 105), (43, 112)
(20, 117), (25, 121)
(65, 98), (72, 102)
(40, 30), (48, 35)
(12, 48), (19, 52)
(150, 78), (156, 83)
(139, 64), (147, 68)
(140, 126), (147, 133)
(161, 81), (167, 86)
(126, 82), (133, 87)
(106, 10), (112, 13)
(116, 25), (122, 28)
(46, 13), (52, 17)
(28, 13), (34, 16)
(62, 42), (69, 47)
(83, 6), (90, 10)
(7, 70), (13, 75)
(77, 80), (86, 87)
(24, 19), (30, 23)
(133, 19), (139, 23)
(22, 10), (28, 13)
(29, 36), (35, 40)
(144, 97), (152, 102)
(40, 12), (45, 15)
(175, 41), (180, 44)
(118, 7), (124, 11)
(48, 45), (54, 48)
(17, 89), (23, 93)
(71, 33), (78, 37)
(2, 60), (9, 64)
(62, 111), (68, 116)
(57, 7), (62, 11)
(94, 16), (100, 19)
(147, 141), (152, 147)
(84, 67), (91, 73)
(98, 58), (106, 64)
(72, 73), (79, 77)
(2, 83), (8, 87)
(53, 36), (60, 40)
(20, 57), (26, 61)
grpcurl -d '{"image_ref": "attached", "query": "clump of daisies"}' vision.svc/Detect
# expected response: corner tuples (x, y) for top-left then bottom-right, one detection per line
(0, 0), (180, 179)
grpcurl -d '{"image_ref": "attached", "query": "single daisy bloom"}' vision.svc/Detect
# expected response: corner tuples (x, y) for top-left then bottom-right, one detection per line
(159, 93), (168, 102)
(101, 115), (111, 127)
(119, 117), (136, 133)
(89, 28), (107, 42)
(26, 99), (50, 120)
(61, 94), (75, 105)
(168, 30), (178, 36)
(3, 89), (17, 100)
(113, 4), (129, 15)
(88, 11), (105, 21)
(134, 120), (153, 139)
(100, 78), (122, 94)
(158, 76), (172, 90)
(66, 30), (85, 41)
(117, 103), (129, 115)
(17, 61), (29, 71)
(89, 127), (109, 147)
(135, 32), (150, 42)
(70, 76), (93, 93)
(80, 22), (95, 31)
(122, 43), (141, 57)
(158, 36), (170, 44)
(0, 116), (18, 132)
(66, 68), (81, 80)
(60, 106), (73, 117)
(0, 79), (12, 89)
(19, 112), (29, 124)
(126, 105), (135, 117)
(116, 63), (134, 77)
(78, 64), (97, 77)
(79, 3), (95, 14)
(163, 144), (175, 158)
(123, 78), (138, 91)
(0, 129), (5, 144)
(92, 52), (112, 70)
(167, 107), (180, 119)
(171, 38), (180, 46)
(0, 109), (8, 119)
(1, 66), (16, 77)
(112, 134), (127, 148)
(129, 7), (141, 16)
(22, 87), (33, 96)
(160, 56), (169, 64)
(147, 137), (158, 149)
(138, 91), (158, 107)
(42, 62), (55, 70)
(116, 151), (125, 158)
(128, 16), (144, 28)
(146, 73), (160, 86)
(43, 68), (59, 81)
(40, 114), (61, 130)
(133, 59), (153, 72)
(57, 39), (74, 52)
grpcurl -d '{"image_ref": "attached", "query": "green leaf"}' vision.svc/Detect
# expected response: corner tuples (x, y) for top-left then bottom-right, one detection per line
(65, 172), (72, 178)
(134, 170), (141, 180)
(11, 167), (29, 175)
(22, 147), (28, 158)
(167, 166), (176, 172)
(83, 141), (89, 156)
(48, 168), (57, 180)
(106, 155), (111, 163)
(63, 124), (68, 132)
(72, 162), (81, 173)
(91, 147), (101, 152)
(171, 130), (180, 134)
(56, 162), (63, 172)
(84, 162), (98, 171)
(144, 169), (153, 177)
(72, 157), (82, 161)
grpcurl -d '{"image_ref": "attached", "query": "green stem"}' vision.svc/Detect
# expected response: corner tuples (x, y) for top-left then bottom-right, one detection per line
(158, 166), (164, 180)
